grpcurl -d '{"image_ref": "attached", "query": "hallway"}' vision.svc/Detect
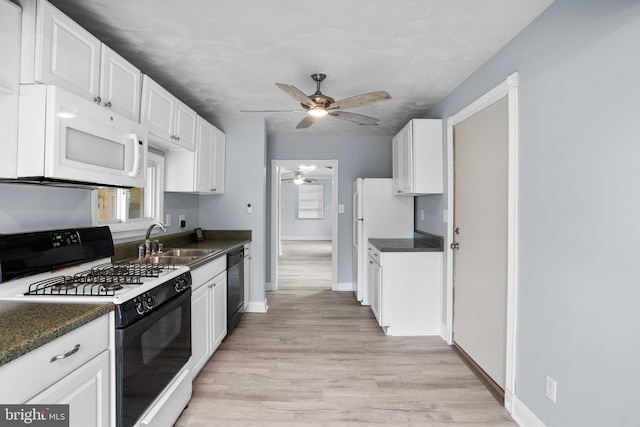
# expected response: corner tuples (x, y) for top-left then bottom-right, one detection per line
(278, 240), (332, 289)
(175, 290), (516, 426)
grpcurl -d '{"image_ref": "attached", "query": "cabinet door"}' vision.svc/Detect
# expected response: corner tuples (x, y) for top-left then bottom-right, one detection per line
(35, 0), (101, 100)
(141, 75), (175, 142)
(395, 124), (413, 194)
(28, 350), (110, 427)
(174, 102), (197, 151)
(195, 117), (214, 193)
(368, 256), (382, 326)
(211, 272), (228, 354)
(190, 284), (211, 377)
(99, 44), (141, 121)
(211, 128), (226, 194)
(392, 133), (402, 194)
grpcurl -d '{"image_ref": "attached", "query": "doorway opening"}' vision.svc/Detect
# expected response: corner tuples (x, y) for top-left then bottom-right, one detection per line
(270, 159), (339, 291)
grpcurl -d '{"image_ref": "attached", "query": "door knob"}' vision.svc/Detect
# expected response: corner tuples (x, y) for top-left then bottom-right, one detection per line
(450, 242), (460, 250)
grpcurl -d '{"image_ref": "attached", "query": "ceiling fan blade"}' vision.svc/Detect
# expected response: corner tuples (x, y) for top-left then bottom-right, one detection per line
(240, 109), (304, 113)
(276, 83), (317, 108)
(329, 111), (380, 125)
(296, 115), (316, 129)
(329, 91), (391, 110)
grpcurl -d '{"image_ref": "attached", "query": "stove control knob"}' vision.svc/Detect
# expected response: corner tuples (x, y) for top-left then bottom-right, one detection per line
(145, 294), (155, 309)
(175, 278), (187, 292)
(134, 297), (145, 315)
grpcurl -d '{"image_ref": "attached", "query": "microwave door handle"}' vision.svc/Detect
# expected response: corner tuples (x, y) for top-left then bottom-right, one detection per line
(128, 133), (141, 177)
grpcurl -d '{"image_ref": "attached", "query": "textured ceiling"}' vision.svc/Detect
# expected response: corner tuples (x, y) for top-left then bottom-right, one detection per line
(49, 0), (554, 137)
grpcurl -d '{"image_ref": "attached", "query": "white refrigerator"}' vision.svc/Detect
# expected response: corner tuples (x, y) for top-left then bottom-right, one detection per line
(352, 178), (414, 305)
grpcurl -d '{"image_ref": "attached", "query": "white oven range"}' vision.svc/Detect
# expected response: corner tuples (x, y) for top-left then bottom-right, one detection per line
(0, 226), (193, 427)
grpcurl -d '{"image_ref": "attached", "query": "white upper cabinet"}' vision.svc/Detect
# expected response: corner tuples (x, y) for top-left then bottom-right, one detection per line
(19, 0), (141, 120)
(0, 0), (21, 179)
(164, 116), (225, 194)
(99, 45), (141, 121)
(211, 127), (226, 194)
(33, 0), (101, 99)
(392, 119), (443, 196)
(141, 74), (196, 151)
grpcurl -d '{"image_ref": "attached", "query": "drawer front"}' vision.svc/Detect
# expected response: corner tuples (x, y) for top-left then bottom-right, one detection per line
(190, 255), (226, 290)
(367, 243), (381, 262)
(0, 314), (110, 403)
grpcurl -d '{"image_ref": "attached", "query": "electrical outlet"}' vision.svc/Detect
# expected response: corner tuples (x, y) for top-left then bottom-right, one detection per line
(420, 209), (424, 221)
(338, 204), (344, 214)
(545, 376), (557, 403)
(165, 214), (171, 226)
(442, 209), (448, 223)
(178, 214), (186, 228)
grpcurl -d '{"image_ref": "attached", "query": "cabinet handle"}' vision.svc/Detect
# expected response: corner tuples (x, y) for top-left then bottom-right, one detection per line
(208, 283), (214, 288)
(93, 96), (101, 104)
(50, 344), (80, 363)
(374, 253), (378, 257)
(104, 101), (112, 108)
(369, 260), (373, 264)
(176, 136), (180, 141)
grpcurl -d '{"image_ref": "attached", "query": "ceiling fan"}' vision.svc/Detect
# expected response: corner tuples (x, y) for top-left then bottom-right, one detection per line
(282, 171), (316, 185)
(242, 73), (391, 129)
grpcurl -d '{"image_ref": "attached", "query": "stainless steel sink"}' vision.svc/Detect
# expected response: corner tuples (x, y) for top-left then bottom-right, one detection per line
(135, 255), (196, 265)
(161, 248), (220, 257)
(133, 248), (221, 265)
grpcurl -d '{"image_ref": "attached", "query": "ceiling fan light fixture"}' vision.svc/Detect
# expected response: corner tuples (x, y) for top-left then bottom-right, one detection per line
(293, 177), (305, 185)
(308, 108), (328, 118)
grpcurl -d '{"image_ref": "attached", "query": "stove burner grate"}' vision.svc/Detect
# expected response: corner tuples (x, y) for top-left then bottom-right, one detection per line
(24, 262), (177, 296)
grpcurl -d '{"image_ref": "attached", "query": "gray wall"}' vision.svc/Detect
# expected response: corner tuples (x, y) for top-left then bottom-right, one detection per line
(199, 117), (267, 306)
(267, 134), (393, 284)
(416, 0), (640, 425)
(0, 183), (92, 233)
(281, 178), (332, 239)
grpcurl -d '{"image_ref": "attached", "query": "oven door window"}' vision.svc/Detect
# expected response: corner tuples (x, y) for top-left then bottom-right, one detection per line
(115, 290), (191, 427)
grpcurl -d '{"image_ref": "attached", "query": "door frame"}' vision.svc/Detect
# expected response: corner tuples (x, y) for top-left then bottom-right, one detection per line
(269, 159), (339, 291)
(444, 72), (519, 412)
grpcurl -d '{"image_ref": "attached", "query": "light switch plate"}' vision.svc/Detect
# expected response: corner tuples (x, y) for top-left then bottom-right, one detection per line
(338, 204), (344, 214)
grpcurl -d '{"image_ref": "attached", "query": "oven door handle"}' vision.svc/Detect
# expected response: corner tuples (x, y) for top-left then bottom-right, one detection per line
(50, 344), (80, 363)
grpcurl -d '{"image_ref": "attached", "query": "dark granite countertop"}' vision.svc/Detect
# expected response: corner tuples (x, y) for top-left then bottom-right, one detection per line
(113, 229), (251, 269)
(369, 232), (444, 252)
(0, 302), (114, 367)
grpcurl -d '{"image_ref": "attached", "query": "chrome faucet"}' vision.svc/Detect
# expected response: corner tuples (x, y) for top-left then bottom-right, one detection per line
(144, 223), (167, 256)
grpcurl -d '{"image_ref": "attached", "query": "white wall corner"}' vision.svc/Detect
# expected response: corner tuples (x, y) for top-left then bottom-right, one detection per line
(511, 397), (546, 427)
(245, 299), (269, 313)
(332, 282), (355, 292)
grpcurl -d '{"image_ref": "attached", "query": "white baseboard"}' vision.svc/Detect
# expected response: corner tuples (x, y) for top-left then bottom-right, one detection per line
(281, 236), (332, 241)
(332, 282), (355, 292)
(512, 397), (546, 427)
(440, 323), (452, 344)
(384, 322), (441, 336)
(245, 299), (269, 313)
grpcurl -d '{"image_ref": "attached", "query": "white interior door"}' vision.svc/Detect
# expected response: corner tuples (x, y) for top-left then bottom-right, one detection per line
(452, 96), (509, 388)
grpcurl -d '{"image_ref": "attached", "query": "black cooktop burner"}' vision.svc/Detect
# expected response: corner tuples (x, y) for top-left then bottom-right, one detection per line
(24, 262), (176, 296)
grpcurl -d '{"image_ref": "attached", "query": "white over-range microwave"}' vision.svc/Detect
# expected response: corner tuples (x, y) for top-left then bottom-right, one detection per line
(15, 85), (148, 188)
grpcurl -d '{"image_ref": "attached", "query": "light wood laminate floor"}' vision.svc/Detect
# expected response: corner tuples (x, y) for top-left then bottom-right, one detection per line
(278, 240), (332, 289)
(175, 290), (517, 426)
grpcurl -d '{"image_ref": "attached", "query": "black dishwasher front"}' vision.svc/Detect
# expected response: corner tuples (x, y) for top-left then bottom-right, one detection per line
(227, 247), (244, 333)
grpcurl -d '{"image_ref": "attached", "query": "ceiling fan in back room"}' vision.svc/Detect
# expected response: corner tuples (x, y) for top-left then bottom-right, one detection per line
(241, 73), (391, 129)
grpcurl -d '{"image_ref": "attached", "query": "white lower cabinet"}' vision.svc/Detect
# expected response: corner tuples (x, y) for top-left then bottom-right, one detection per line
(27, 350), (110, 427)
(243, 243), (250, 309)
(210, 272), (227, 354)
(367, 243), (442, 336)
(189, 256), (227, 378)
(0, 314), (111, 425)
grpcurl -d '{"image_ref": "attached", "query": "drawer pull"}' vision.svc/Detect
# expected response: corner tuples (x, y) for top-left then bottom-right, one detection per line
(50, 344), (80, 363)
